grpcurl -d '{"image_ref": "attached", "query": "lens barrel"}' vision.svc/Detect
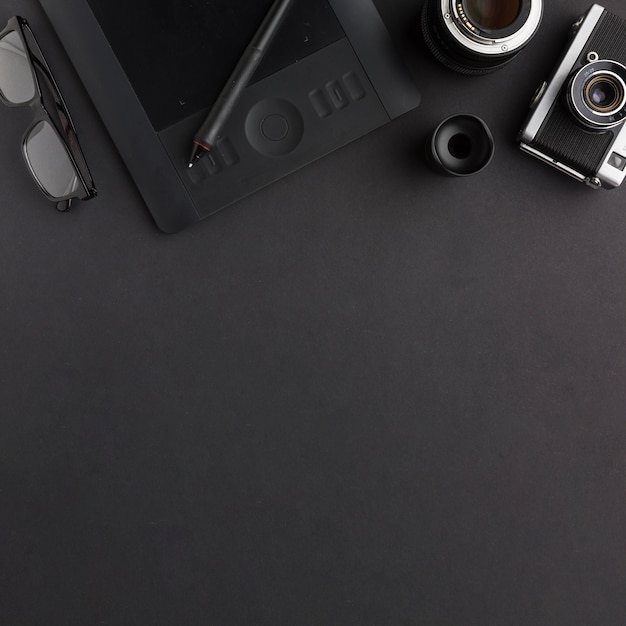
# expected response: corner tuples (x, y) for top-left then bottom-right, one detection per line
(421, 0), (543, 75)
(568, 60), (626, 129)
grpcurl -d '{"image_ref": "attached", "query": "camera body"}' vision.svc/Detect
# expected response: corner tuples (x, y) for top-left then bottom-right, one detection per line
(519, 3), (626, 189)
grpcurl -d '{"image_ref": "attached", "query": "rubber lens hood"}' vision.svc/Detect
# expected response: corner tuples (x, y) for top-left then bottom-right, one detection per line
(427, 114), (495, 176)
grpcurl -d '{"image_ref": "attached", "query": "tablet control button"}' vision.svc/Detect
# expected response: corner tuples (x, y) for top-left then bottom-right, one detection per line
(216, 137), (240, 166)
(309, 89), (332, 118)
(343, 72), (366, 101)
(326, 80), (348, 109)
(245, 98), (304, 156)
(261, 114), (289, 141)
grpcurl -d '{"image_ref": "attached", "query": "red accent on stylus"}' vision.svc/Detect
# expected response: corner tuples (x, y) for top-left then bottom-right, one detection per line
(193, 140), (211, 152)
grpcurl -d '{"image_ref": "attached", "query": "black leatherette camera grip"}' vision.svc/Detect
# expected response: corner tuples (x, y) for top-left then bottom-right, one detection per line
(586, 10), (626, 63)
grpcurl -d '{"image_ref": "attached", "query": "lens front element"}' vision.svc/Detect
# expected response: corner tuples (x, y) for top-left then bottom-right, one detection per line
(464, 0), (521, 31)
(585, 75), (624, 113)
(0, 30), (36, 104)
(24, 120), (80, 199)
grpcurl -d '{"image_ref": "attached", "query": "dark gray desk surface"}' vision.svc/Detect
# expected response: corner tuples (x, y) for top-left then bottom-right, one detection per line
(1, 1), (625, 624)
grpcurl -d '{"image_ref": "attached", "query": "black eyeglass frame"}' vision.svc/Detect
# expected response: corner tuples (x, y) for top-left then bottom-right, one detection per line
(0, 15), (96, 211)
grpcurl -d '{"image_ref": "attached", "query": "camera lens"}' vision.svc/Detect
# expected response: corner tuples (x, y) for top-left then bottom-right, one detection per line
(569, 61), (626, 128)
(421, 0), (543, 75)
(585, 76), (623, 113)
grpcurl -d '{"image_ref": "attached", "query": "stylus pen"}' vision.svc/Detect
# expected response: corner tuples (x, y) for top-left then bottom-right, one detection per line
(188, 0), (295, 168)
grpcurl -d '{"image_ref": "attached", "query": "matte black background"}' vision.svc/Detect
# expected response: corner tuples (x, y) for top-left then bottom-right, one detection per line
(1, 1), (625, 624)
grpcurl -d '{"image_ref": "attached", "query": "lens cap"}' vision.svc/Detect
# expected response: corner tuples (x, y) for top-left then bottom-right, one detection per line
(427, 114), (495, 176)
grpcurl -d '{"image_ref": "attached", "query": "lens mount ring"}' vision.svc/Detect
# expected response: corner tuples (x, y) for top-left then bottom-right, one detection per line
(569, 59), (626, 128)
(439, 0), (542, 57)
(421, 1), (514, 74)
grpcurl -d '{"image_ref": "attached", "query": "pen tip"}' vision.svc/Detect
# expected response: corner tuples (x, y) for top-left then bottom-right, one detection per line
(188, 143), (210, 169)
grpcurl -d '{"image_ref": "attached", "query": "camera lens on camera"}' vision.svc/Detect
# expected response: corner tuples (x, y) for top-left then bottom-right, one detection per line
(421, 0), (543, 75)
(585, 76), (623, 113)
(569, 60), (626, 128)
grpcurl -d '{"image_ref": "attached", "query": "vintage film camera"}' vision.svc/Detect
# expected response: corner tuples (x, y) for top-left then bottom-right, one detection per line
(519, 4), (626, 189)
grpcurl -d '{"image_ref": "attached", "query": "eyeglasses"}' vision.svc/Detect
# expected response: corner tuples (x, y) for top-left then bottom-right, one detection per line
(0, 16), (96, 211)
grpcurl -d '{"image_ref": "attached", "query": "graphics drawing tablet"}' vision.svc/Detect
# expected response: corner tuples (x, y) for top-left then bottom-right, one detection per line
(38, 0), (421, 232)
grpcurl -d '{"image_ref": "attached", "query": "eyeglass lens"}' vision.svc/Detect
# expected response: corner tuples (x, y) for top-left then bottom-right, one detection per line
(25, 120), (80, 198)
(0, 30), (36, 104)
